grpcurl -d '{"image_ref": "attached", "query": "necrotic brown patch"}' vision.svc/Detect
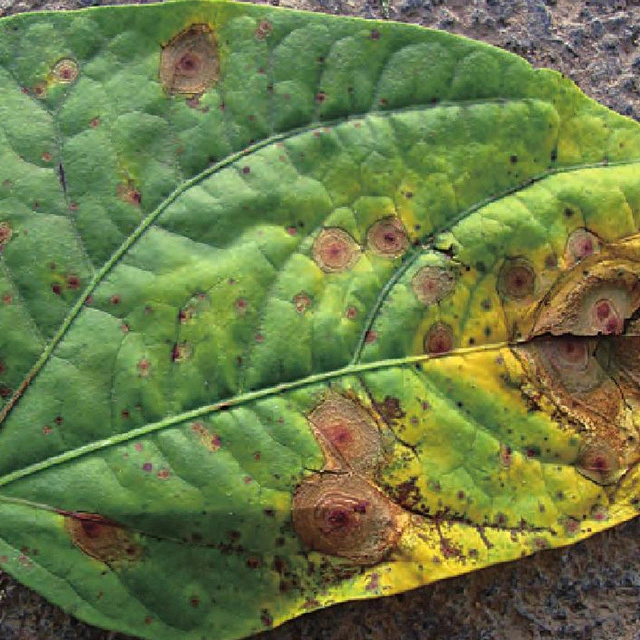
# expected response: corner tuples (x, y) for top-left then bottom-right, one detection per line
(576, 441), (622, 485)
(498, 258), (536, 300)
(292, 474), (403, 565)
(52, 58), (79, 84)
(565, 228), (601, 266)
(0, 222), (12, 247)
(65, 514), (141, 565)
(308, 393), (382, 472)
(160, 24), (219, 95)
(411, 265), (457, 305)
(367, 216), (409, 258)
(312, 228), (360, 273)
(423, 322), (454, 355)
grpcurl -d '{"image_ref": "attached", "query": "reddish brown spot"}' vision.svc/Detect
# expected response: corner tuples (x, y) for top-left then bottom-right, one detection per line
(498, 258), (536, 300)
(411, 265), (457, 305)
(65, 514), (142, 565)
(286, 226), (297, 236)
(66, 274), (80, 290)
(41, 152), (52, 162)
(255, 333), (264, 343)
(54, 415), (63, 425)
(312, 228), (361, 273)
(33, 83), (47, 99)
(171, 342), (192, 363)
(157, 469), (170, 480)
(591, 298), (623, 335)
(117, 182), (141, 206)
(137, 358), (151, 377)
(254, 20), (273, 40)
(367, 216), (409, 259)
(190, 596), (200, 608)
(242, 165), (250, 174)
(260, 610), (273, 627)
(110, 294), (121, 305)
(235, 297), (248, 314)
(308, 393), (382, 472)
(291, 292), (310, 314)
(563, 517), (581, 536)
(292, 474), (403, 565)
(52, 58), (79, 83)
(2, 294), (12, 305)
(161, 24), (219, 95)
(90, 117), (101, 128)
(42, 425), (52, 435)
(576, 441), (621, 485)
(423, 322), (454, 355)
(364, 330), (378, 344)
(51, 283), (62, 295)
(499, 444), (513, 467)
(315, 92), (326, 103)
(0, 385), (12, 398)
(0, 222), (12, 247)
(370, 29), (380, 40)
(142, 462), (153, 472)
(345, 306), (357, 320)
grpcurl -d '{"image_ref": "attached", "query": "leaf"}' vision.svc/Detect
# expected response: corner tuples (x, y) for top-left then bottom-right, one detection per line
(0, 2), (638, 639)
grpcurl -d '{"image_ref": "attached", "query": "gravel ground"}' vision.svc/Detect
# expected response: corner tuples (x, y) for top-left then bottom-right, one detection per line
(0, 1), (639, 639)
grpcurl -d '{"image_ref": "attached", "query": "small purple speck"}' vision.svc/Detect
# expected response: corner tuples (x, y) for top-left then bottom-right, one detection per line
(142, 462), (153, 472)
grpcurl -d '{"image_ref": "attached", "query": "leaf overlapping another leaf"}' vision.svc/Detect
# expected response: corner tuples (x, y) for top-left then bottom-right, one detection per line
(0, 2), (639, 639)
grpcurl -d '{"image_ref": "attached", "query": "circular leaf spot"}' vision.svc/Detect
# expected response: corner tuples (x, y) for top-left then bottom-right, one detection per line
(576, 441), (621, 485)
(292, 474), (403, 565)
(498, 258), (536, 300)
(541, 337), (591, 372)
(308, 393), (382, 472)
(423, 322), (454, 355)
(367, 216), (409, 258)
(565, 228), (600, 265)
(160, 24), (219, 95)
(411, 266), (457, 305)
(52, 58), (79, 84)
(312, 228), (360, 273)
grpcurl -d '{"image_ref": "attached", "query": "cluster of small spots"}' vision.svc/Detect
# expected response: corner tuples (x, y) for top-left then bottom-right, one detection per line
(411, 265), (457, 305)
(191, 421), (222, 452)
(498, 258), (536, 300)
(160, 24), (219, 95)
(312, 228), (361, 273)
(52, 58), (79, 84)
(366, 216), (409, 259)
(423, 322), (454, 355)
(254, 20), (273, 40)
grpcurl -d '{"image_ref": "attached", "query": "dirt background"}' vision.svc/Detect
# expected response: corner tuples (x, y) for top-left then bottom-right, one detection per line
(0, 0), (639, 639)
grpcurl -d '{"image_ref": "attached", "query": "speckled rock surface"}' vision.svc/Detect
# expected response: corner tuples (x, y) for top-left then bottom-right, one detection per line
(0, 1), (639, 639)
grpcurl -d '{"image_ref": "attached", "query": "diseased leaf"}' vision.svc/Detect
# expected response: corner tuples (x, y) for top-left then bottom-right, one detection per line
(0, 2), (638, 640)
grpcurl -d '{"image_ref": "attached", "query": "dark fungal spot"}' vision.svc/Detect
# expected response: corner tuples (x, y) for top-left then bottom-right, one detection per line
(497, 258), (536, 300)
(312, 228), (361, 273)
(160, 24), (219, 95)
(292, 473), (403, 565)
(366, 216), (409, 259)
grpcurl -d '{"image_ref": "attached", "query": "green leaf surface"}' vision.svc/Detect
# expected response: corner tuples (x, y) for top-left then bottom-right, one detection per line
(0, 2), (639, 639)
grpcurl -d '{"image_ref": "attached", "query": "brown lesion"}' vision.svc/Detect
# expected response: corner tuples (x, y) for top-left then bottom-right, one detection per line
(292, 473), (405, 565)
(65, 513), (142, 566)
(293, 393), (406, 564)
(513, 234), (640, 477)
(307, 392), (383, 473)
(160, 24), (219, 95)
